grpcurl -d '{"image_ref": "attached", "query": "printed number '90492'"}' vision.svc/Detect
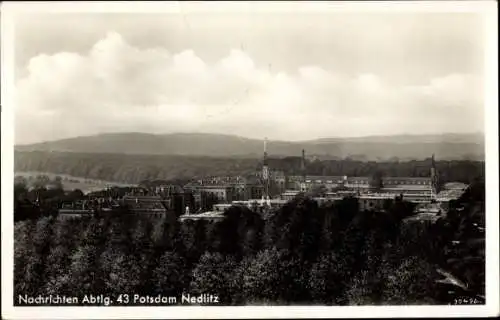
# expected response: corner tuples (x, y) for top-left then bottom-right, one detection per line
(453, 297), (482, 305)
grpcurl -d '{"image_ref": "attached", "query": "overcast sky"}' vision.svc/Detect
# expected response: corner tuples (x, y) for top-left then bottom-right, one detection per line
(12, 8), (486, 144)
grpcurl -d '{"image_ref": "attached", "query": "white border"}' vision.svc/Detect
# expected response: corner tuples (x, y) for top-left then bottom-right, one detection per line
(483, 1), (500, 316)
(1, 1), (498, 319)
(0, 0), (497, 13)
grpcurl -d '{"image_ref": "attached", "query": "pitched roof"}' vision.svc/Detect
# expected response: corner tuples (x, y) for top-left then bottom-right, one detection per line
(123, 196), (166, 211)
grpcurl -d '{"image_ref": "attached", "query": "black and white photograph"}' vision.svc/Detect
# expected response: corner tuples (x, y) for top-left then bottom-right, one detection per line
(1, 1), (498, 319)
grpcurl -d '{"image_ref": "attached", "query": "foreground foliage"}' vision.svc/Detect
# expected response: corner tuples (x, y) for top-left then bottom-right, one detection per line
(13, 182), (485, 305)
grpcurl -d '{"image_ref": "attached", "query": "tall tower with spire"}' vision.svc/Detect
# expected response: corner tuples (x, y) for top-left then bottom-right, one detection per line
(262, 138), (270, 201)
(430, 154), (439, 200)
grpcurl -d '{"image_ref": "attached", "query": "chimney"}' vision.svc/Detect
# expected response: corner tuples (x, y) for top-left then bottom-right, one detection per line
(301, 149), (306, 182)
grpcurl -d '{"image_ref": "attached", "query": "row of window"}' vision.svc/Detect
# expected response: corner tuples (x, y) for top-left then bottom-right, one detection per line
(301, 179), (432, 186)
(384, 180), (431, 185)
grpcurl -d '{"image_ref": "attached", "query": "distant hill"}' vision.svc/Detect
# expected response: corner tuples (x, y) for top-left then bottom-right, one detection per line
(15, 132), (485, 161)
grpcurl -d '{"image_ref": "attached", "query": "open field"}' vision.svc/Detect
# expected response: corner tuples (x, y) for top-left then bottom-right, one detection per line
(15, 171), (136, 193)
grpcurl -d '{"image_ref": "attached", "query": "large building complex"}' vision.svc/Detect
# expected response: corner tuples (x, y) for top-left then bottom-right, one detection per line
(179, 139), (468, 219)
(179, 144), (468, 220)
(52, 139), (469, 222)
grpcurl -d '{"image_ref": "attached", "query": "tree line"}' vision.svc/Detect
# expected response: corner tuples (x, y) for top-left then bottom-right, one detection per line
(14, 181), (485, 305)
(15, 151), (484, 184)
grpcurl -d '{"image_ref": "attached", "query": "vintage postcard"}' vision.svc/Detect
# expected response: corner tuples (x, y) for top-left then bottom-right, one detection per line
(1, 1), (498, 319)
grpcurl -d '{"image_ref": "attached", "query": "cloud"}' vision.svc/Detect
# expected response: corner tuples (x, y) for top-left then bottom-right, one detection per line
(15, 32), (484, 144)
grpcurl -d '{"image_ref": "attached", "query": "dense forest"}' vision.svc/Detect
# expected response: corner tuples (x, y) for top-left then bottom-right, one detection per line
(14, 181), (485, 306)
(15, 151), (485, 184)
